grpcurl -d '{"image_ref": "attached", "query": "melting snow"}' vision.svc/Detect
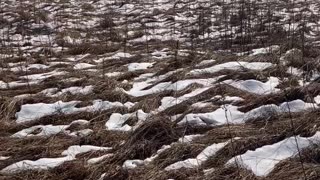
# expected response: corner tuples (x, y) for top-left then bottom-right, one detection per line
(61, 145), (111, 157)
(178, 105), (244, 126)
(1, 157), (73, 173)
(42, 86), (94, 97)
(190, 61), (273, 75)
(198, 59), (216, 66)
(74, 63), (96, 70)
(105, 72), (123, 77)
(123, 160), (144, 169)
(101, 52), (133, 61)
(165, 140), (230, 170)
(20, 70), (67, 81)
(12, 120), (90, 138)
(225, 77), (280, 95)
(16, 100), (132, 123)
(178, 134), (204, 143)
(105, 110), (148, 131)
(11, 125), (69, 138)
(127, 62), (154, 71)
(1, 145), (111, 173)
(124, 78), (218, 97)
(16, 101), (80, 123)
(243, 100), (318, 121)
(227, 132), (320, 176)
(250, 45), (279, 56)
(87, 154), (113, 164)
(158, 87), (210, 111)
(0, 156), (10, 160)
(279, 99), (318, 112)
(315, 96), (320, 104)
(10, 64), (49, 72)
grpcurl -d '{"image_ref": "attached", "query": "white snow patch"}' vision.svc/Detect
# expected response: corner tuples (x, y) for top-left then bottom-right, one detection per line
(61, 145), (112, 157)
(250, 45), (279, 56)
(165, 140), (230, 170)
(225, 77), (280, 95)
(10, 64), (49, 72)
(69, 129), (93, 137)
(227, 132), (320, 176)
(279, 99), (318, 113)
(12, 125), (69, 138)
(1, 157), (73, 173)
(12, 120), (90, 138)
(124, 78), (218, 97)
(0, 156), (10, 161)
(105, 110), (148, 131)
(243, 100), (318, 121)
(315, 96), (320, 104)
(243, 105), (280, 121)
(16, 101), (80, 123)
(198, 59), (216, 66)
(123, 160), (144, 169)
(43, 86), (94, 97)
(74, 63), (95, 69)
(102, 52), (132, 61)
(16, 100), (131, 123)
(20, 70), (66, 81)
(87, 154), (113, 164)
(1, 145), (111, 173)
(190, 61), (273, 75)
(105, 72), (123, 77)
(127, 62), (154, 71)
(159, 87), (209, 111)
(178, 105), (244, 126)
(178, 134), (204, 143)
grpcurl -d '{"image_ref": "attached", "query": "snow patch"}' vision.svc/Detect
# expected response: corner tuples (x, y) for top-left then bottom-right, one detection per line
(87, 154), (113, 164)
(16, 100), (132, 123)
(190, 61), (273, 75)
(1, 145), (111, 173)
(178, 105), (244, 126)
(227, 132), (320, 176)
(225, 77), (280, 95)
(105, 110), (148, 131)
(244, 100), (318, 121)
(165, 140), (230, 170)
(74, 63), (95, 69)
(123, 160), (144, 169)
(127, 62), (154, 71)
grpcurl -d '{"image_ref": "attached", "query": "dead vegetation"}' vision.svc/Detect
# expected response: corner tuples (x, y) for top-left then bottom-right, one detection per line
(1, 0), (320, 179)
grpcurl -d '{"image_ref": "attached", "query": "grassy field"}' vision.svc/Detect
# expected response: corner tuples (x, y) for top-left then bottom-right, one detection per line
(1, 0), (320, 179)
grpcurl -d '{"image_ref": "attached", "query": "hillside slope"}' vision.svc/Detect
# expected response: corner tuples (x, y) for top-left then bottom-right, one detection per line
(1, 0), (320, 179)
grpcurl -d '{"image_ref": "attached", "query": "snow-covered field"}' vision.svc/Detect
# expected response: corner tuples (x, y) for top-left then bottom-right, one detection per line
(1, 0), (320, 179)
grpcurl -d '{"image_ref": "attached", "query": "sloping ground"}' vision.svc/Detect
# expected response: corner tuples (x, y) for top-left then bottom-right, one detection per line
(1, 0), (320, 179)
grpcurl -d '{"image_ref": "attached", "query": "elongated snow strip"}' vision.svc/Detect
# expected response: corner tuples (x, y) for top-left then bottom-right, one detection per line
(227, 132), (320, 176)
(164, 140), (232, 171)
(1, 145), (111, 173)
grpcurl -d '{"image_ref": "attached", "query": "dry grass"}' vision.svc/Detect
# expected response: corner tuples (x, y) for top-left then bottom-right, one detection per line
(203, 166), (258, 180)
(151, 143), (204, 169)
(267, 162), (320, 180)
(115, 117), (179, 161)
(2, 0), (320, 179)
(0, 135), (79, 170)
(203, 135), (285, 168)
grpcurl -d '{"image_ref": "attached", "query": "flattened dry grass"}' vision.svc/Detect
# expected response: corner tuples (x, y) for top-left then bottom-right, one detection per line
(0, 135), (79, 170)
(151, 143), (204, 169)
(116, 116), (179, 161)
(267, 161), (320, 180)
(203, 166), (258, 180)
